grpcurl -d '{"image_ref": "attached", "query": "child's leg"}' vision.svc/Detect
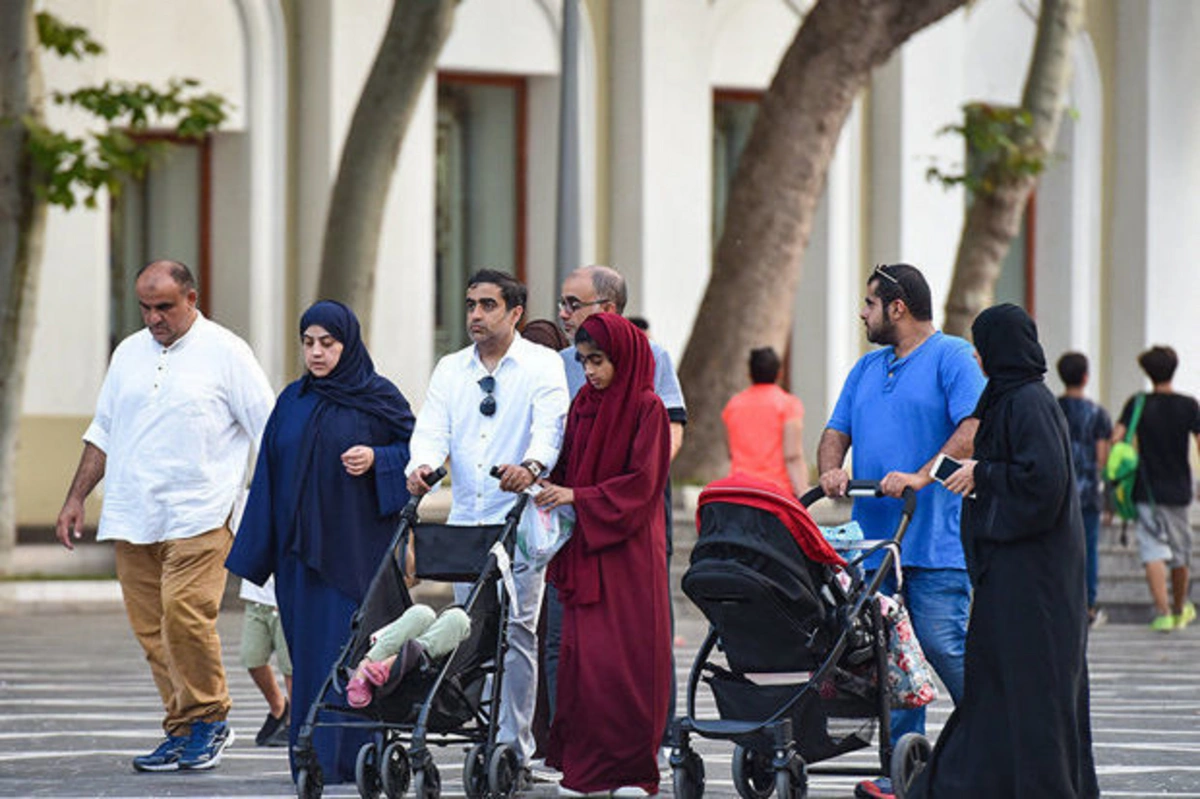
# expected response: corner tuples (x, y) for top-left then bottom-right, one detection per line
(416, 607), (471, 660)
(366, 604), (436, 662)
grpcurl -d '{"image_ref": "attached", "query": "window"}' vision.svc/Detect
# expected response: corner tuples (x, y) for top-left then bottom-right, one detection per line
(435, 74), (526, 356)
(712, 91), (761, 245)
(109, 135), (211, 350)
(992, 195), (1036, 314)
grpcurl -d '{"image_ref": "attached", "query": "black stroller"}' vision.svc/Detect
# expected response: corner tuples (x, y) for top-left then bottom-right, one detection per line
(672, 475), (932, 799)
(293, 467), (531, 799)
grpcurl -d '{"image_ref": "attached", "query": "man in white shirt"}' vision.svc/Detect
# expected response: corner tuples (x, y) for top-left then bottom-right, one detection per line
(55, 260), (275, 773)
(406, 269), (569, 773)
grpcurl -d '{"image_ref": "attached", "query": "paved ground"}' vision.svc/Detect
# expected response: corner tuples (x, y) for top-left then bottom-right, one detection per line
(3, 598), (1200, 798)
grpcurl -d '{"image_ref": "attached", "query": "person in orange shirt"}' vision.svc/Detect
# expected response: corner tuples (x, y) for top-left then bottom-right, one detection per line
(722, 347), (809, 496)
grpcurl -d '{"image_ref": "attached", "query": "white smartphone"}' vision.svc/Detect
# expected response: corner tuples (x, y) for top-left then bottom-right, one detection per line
(931, 452), (964, 484)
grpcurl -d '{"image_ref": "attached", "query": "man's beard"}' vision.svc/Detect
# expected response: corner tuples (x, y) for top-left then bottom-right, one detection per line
(866, 315), (897, 346)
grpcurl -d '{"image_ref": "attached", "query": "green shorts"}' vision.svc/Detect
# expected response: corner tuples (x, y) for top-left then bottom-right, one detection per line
(240, 600), (292, 675)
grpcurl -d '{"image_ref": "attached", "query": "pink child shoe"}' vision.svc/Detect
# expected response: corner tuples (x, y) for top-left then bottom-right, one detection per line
(346, 674), (372, 708)
(362, 659), (393, 687)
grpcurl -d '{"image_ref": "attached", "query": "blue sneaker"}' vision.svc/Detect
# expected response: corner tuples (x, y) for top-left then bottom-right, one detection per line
(177, 720), (234, 770)
(132, 734), (188, 772)
(855, 777), (894, 798)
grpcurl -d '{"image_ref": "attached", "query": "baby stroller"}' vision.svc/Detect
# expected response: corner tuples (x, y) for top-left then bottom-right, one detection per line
(672, 475), (931, 799)
(293, 467), (531, 799)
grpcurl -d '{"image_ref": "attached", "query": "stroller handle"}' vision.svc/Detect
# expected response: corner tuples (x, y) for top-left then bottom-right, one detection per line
(399, 466), (448, 521)
(799, 480), (917, 521)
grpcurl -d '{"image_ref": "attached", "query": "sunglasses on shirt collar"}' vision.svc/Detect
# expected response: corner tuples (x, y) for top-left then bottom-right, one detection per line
(478, 375), (496, 417)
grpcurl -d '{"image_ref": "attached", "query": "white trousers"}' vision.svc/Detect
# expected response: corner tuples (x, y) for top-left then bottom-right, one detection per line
(455, 557), (545, 765)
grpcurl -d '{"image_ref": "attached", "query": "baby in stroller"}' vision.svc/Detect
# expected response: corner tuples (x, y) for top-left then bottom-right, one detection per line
(346, 603), (472, 708)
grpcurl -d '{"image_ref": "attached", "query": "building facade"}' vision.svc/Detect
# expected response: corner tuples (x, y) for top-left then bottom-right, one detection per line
(16, 0), (1200, 537)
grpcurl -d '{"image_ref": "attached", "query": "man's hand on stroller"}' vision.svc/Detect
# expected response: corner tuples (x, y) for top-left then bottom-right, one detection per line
(493, 463), (536, 493)
(880, 470), (932, 497)
(819, 467), (850, 497)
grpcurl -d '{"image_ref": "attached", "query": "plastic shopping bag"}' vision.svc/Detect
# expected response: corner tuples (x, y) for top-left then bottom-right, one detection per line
(877, 593), (939, 709)
(516, 486), (575, 569)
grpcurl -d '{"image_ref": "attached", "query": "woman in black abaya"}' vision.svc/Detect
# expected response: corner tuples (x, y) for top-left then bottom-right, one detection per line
(908, 304), (1098, 799)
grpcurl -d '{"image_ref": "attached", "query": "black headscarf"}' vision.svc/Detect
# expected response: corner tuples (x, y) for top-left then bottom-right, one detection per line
(298, 300), (414, 439)
(971, 303), (1046, 419)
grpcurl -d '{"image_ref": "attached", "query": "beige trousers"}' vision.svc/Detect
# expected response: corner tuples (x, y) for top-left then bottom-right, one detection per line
(114, 526), (233, 737)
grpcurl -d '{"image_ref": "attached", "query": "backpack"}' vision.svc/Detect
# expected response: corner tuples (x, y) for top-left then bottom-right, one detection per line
(1105, 393), (1146, 522)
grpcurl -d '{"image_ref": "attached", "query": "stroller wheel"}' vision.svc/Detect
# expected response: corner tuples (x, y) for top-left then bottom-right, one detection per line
(381, 742), (412, 799)
(412, 761), (441, 799)
(731, 745), (774, 799)
(487, 743), (520, 797)
(773, 764), (807, 799)
(356, 743), (382, 799)
(672, 750), (706, 799)
(890, 732), (932, 799)
(462, 743), (488, 799)
(297, 765), (324, 799)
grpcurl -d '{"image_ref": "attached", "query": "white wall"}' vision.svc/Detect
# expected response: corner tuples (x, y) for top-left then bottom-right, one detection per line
(869, 10), (968, 324)
(1110, 2), (1200, 402)
(24, 0), (248, 415)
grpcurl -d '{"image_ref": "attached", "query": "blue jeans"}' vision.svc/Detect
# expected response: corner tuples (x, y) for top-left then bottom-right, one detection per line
(1082, 509), (1100, 608)
(876, 566), (970, 740)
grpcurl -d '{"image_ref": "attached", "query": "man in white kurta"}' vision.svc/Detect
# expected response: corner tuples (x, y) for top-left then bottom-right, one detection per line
(56, 260), (274, 773)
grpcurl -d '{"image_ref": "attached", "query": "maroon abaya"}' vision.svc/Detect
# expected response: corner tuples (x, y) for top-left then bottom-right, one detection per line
(546, 313), (672, 795)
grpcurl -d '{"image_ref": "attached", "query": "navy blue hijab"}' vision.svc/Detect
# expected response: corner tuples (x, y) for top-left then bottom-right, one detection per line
(291, 300), (414, 598)
(299, 300), (414, 439)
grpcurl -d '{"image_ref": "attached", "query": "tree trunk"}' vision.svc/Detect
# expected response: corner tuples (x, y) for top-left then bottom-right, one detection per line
(674, 0), (968, 484)
(942, 0), (1082, 336)
(315, 0), (457, 333)
(0, 0), (47, 575)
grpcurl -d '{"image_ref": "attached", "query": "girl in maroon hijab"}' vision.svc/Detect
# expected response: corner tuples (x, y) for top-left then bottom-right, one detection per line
(534, 312), (672, 796)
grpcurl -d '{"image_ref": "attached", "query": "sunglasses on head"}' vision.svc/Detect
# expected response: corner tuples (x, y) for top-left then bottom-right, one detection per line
(478, 375), (496, 417)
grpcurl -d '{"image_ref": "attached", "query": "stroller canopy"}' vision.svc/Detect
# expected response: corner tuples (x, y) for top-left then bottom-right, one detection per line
(697, 474), (846, 568)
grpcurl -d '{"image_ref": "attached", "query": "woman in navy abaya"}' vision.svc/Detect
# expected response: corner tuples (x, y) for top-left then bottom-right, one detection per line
(227, 300), (414, 785)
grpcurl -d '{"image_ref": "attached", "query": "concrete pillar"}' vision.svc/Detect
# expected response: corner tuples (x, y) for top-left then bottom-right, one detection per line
(609, 0), (711, 359)
(869, 9), (967, 325)
(1109, 1), (1200, 403)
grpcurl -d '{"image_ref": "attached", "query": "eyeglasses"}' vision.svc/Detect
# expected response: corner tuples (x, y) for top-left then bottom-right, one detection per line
(478, 375), (496, 417)
(558, 296), (609, 314)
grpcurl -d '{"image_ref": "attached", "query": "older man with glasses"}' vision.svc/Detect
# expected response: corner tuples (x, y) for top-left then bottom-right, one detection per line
(817, 263), (986, 799)
(406, 269), (569, 780)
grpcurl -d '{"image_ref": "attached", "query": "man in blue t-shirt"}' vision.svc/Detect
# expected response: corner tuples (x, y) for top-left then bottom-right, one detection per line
(818, 264), (985, 799)
(1056, 352), (1112, 627)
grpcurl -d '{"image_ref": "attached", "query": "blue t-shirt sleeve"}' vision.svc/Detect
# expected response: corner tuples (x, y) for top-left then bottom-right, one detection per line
(827, 358), (865, 435)
(940, 339), (987, 424)
(652, 344), (688, 423)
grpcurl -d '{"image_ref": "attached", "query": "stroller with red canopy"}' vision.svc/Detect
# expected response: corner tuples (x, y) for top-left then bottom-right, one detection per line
(671, 475), (931, 799)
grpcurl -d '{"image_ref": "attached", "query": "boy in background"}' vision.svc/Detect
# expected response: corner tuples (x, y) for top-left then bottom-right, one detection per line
(240, 577), (291, 746)
(1056, 352), (1113, 627)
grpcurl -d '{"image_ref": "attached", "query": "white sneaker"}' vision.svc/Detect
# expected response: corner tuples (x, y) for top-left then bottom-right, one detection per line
(613, 788), (649, 798)
(557, 786), (608, 798)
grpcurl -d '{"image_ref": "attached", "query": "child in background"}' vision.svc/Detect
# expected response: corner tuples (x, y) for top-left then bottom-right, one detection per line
(1056, 352), (1113, 627)
(240, 576), (292, 746)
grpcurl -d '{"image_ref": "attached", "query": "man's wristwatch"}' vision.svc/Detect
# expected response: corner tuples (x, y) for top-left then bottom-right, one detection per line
(521, 459), (544, 478)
